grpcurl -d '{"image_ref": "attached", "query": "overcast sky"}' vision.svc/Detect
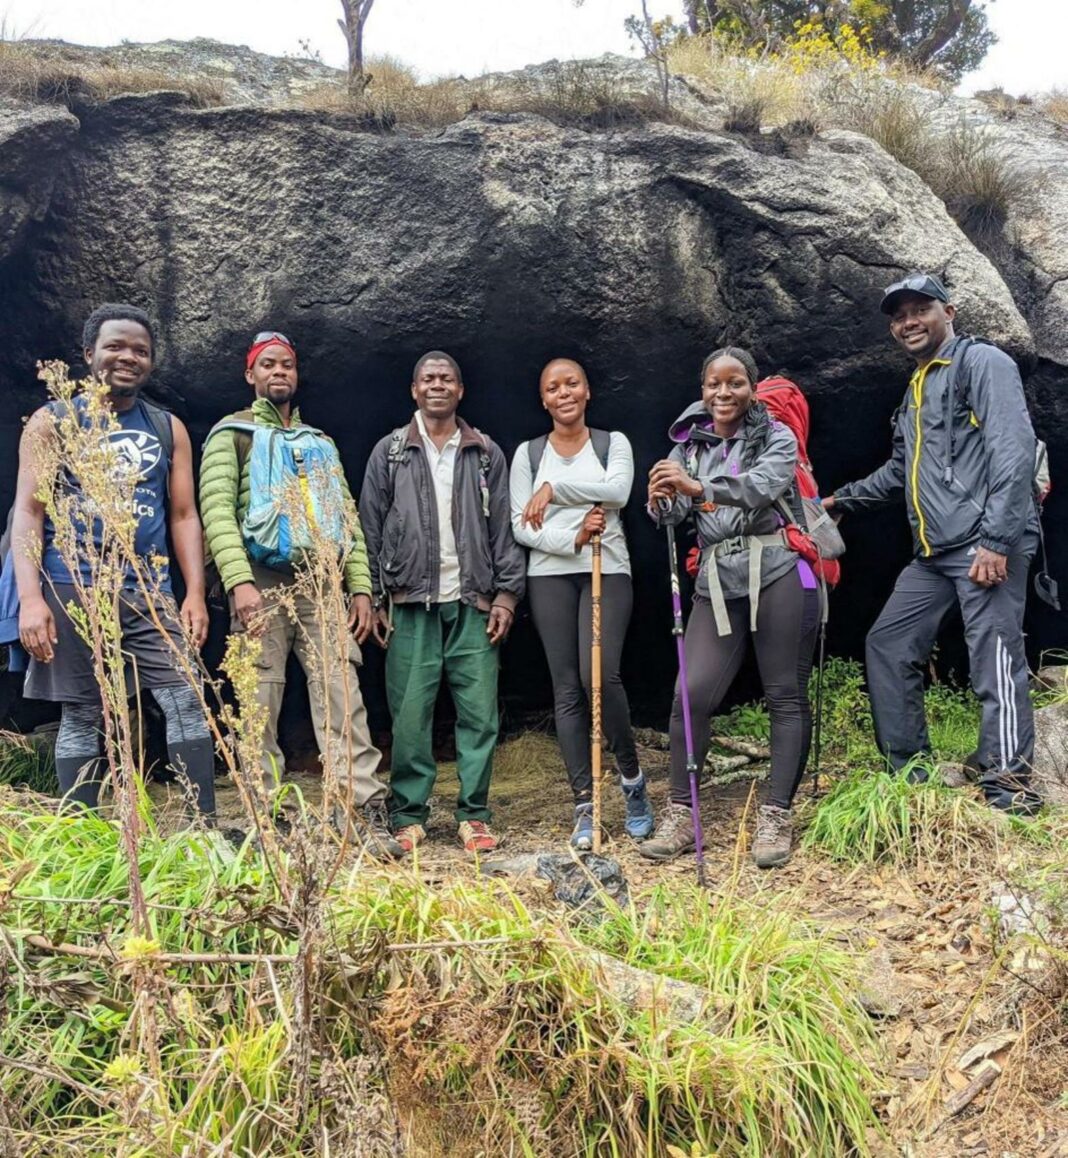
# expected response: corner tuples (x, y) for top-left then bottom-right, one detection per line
(10, 0), (1066, 95)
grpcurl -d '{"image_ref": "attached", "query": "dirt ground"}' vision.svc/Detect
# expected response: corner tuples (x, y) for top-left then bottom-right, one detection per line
(151, 731), (1068, 1158)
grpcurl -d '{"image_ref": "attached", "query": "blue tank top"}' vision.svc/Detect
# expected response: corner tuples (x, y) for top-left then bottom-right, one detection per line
(41, 397), (172, 592)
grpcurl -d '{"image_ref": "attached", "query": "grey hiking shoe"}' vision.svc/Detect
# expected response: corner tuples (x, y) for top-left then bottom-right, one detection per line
(362, 800), (405, 859)
(333, 800), (405, 859)
(638, 801), (696, 862)
(752, 804), (793, 868)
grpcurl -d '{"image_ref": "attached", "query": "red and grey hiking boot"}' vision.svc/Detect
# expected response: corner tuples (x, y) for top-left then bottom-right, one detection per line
(393, 823), (426, 854)
(458, 820), (500, 853)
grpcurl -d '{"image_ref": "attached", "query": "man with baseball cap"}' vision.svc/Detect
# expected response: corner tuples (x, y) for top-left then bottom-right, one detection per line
(825, 273), (1043, 816)
(199, 330), (401, 855)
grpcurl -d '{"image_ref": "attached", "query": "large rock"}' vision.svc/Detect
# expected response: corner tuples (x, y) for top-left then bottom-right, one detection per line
(0, 49), (1061, 707)
(1032, 701), (1068, 808)
(0, 98), (78, 265)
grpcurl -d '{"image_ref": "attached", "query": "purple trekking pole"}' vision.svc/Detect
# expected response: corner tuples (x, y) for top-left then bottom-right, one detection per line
(662, 513), (707, 888)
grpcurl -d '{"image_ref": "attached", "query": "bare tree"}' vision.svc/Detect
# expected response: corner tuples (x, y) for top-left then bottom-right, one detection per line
(338, 0), (376, 93)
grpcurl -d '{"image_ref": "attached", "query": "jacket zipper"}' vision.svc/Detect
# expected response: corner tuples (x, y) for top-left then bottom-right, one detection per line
(910, 364), (933, 557)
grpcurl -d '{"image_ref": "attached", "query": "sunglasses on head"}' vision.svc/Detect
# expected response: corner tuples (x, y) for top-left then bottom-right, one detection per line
(249, 331), (294, 350)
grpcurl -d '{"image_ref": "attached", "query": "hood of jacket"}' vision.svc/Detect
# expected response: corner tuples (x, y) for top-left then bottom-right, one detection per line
(668, 400), (714, 444)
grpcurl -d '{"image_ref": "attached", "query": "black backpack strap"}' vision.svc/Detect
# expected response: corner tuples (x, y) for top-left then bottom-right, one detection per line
(589, 428), (611, 470)
(527, 434), (549, 477)
(139, 399), (174, 462)
(471, 428), (492, 518)
(943, 336), (977, 484)
(528, 430), (611, 476)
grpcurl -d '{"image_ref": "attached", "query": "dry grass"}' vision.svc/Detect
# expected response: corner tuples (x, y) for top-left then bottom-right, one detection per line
(0, 43), (229, 107)
(933, 119), (1031, 237)
(301, 56), (680, 131)
(1037, 87), (1068, 126)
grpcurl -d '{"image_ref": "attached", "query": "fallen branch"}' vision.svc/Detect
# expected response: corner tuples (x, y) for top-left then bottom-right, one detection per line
(712, 736), (771, 760)
(22, 933), (522, 966)
(943, 1059), (1001, 1117)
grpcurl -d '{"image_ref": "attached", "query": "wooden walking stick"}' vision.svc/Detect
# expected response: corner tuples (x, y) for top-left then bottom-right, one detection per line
(590, 515), (603, 854)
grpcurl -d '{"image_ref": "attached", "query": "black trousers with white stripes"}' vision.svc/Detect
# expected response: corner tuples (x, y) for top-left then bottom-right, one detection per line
(865, 533), (1037, 787)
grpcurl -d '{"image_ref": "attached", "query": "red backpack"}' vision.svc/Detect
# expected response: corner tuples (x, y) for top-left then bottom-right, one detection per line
(683, 376), (842, 587)
(756, 376), (841, 587)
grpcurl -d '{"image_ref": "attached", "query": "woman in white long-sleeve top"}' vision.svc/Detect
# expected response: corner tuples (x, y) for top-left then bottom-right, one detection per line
(510, 358), (654, 850)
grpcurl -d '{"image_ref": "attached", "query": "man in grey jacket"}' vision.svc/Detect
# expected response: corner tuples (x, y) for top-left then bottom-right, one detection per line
(826, 274), (1042, 815)
(360, 351), (525, 853)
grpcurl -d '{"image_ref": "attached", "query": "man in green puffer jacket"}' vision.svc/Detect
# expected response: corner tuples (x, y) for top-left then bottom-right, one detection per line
(199, 330), (401, 858)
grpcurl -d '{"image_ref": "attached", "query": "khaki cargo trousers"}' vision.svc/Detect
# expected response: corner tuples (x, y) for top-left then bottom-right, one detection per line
(232, 565), (386, 806)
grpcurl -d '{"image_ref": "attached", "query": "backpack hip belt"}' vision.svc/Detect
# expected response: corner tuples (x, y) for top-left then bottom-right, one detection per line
(706, 532), (788, 637)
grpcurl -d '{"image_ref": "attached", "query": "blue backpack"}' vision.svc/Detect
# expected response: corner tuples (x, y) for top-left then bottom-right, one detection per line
(209, 418), (352, 569)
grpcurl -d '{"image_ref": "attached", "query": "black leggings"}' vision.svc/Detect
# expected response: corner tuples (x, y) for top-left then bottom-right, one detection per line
(528, 573), (640, 802)
(669, 568), (819, 810)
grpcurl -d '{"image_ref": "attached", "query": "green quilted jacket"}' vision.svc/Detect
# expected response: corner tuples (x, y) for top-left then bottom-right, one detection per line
(198, 398), (372, 596)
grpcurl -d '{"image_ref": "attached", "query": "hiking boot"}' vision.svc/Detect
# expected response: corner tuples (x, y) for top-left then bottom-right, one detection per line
(361, 800), (405, 859)
(393, 823), (427, 854)
(752, 804), (793, 868)
(621, 774), (655, 840)
(570, 803), (594, 851)
(638, 801), (696, 862)
(458, 820), (500, 854)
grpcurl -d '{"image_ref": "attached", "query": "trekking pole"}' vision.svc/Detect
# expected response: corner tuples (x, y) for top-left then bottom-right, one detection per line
(661, 509), (706, 888)
(590, 513), (603, 854)
(810, 568), (828, 798)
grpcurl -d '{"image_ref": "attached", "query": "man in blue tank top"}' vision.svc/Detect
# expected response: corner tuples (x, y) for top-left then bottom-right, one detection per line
(10, 304), (216, 819)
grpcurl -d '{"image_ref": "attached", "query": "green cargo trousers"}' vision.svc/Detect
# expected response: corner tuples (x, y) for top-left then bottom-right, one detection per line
(386, 601), (499, 827)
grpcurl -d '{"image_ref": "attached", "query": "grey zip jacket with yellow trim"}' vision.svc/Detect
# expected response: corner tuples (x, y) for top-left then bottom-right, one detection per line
(650, 401), (799, 601)
(834, 336), (1039, 558)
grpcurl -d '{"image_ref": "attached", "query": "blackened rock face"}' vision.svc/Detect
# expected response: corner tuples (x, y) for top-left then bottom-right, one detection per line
(0, 91), (1056, 718)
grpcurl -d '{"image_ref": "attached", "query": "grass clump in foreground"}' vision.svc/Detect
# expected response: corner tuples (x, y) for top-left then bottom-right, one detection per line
(802, 764), (1019, 867)
(0, 731), (56, 794)
(0, 797), (883, 1156)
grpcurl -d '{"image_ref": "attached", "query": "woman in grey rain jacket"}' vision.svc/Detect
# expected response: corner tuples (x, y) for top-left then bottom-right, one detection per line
(642, 347), (820, 869)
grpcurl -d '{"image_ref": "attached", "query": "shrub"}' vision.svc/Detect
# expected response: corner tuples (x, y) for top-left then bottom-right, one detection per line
(933, 119), (1030, 237)
(1038, 87), (1068, 126)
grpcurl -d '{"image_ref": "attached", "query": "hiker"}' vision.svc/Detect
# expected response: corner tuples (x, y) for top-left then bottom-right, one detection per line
(643, 346), (820, 868)
(360, 351), (525, 854)
(12, 304), (216, 817)
(826, 273), (1043, 816)
(199, 330), (401, 856)
(509, 357), (653, 850)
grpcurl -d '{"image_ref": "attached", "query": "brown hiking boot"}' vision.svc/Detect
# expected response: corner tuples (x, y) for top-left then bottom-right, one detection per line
(752, 804), (793, 868)
(638, 802), (696, 862)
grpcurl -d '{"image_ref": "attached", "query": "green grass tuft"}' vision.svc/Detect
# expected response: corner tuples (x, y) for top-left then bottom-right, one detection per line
(802, 764), (1003, 867)
(0, 733), (58, 794)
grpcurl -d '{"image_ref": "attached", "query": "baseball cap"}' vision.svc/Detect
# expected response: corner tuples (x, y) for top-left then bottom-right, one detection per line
(880, 273), (950, 315)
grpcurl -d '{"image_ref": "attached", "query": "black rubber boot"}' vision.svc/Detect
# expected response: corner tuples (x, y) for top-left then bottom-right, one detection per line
(55, 756), (106, 812)
(167, 738), (217, 819)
